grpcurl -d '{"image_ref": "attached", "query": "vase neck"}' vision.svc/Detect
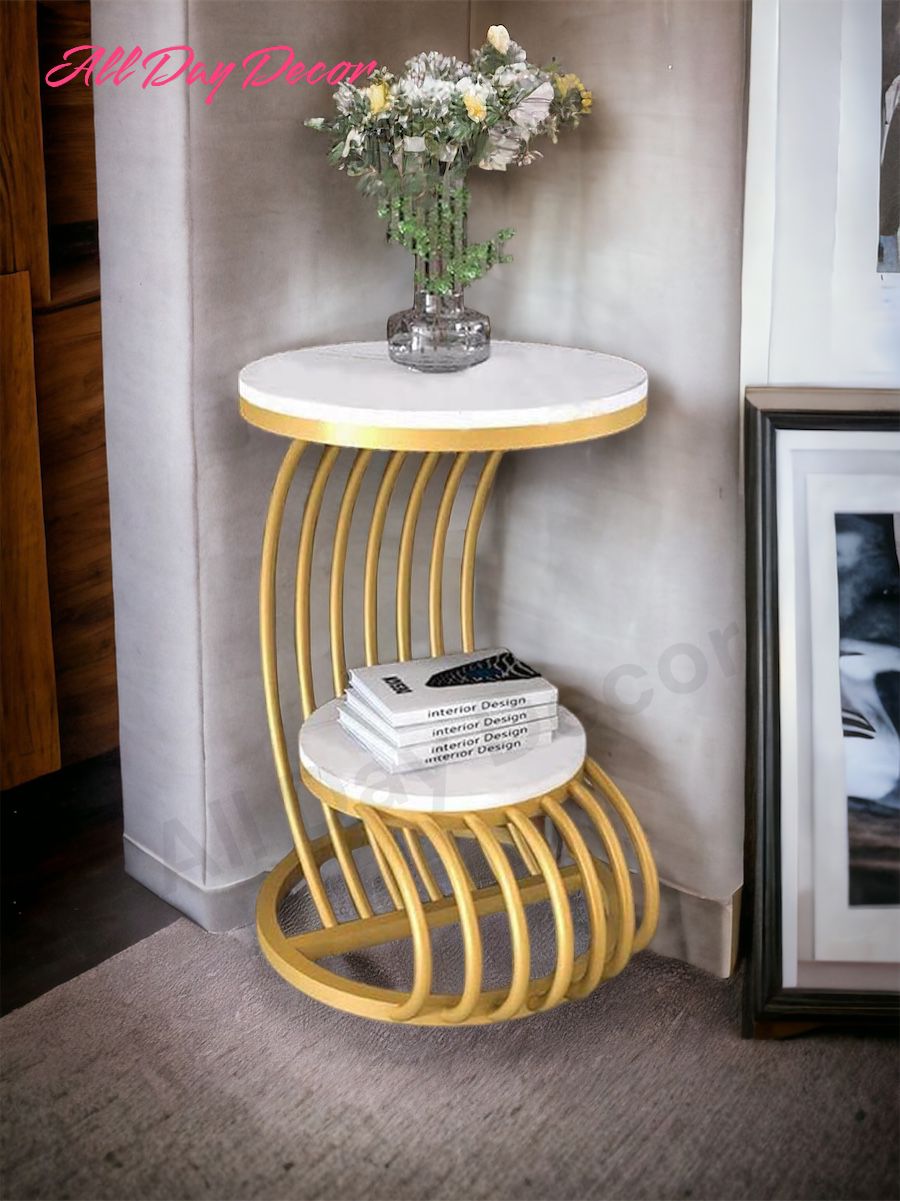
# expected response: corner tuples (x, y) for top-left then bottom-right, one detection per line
(413, 285), (465, 315)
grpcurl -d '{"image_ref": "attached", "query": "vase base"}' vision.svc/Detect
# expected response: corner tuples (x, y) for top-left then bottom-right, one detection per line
(387, 343), (491, 373)
(387, 305), (491, 373)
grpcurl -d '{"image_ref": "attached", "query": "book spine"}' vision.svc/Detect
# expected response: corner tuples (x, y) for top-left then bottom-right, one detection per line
(344, 696), (557, 745)
(401, 730), (552, 772)
(422, 706), (554, 742)
(346, 686), (557, 728)
(418, 689), (556, 725)
(389, 720), (555, 767)
(339, 708), (555, 760)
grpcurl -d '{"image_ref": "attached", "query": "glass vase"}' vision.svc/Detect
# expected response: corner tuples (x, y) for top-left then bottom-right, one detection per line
(387, 284), (491, 372)
(386, 191), (490, 373)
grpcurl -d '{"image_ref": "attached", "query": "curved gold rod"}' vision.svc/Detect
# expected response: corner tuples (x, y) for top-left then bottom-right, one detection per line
(507, 821), (540, 876)
(260, 440), (336, 928)
(323, 805), (373, 921)
(420, 818), (483, 1024)
(460, 450), (503, 652)
(329, 449), (373, 697)
(569, 779), (635, 977)
(402, 829), (442, 903)
(464, 814), (531, 1021)
(397, 452), (440, 661)
(593, 859), (622, 966)
(541, 796), (607, 1000)
(363, 452), (407, 666)
(584, 757), (660, 952)
(362, 811), (433, 1022)
(295, 445), (340, 719)
(506, 807), (575, 1010)
(366, 822), (404, 911)
(428, 452), (471, 656)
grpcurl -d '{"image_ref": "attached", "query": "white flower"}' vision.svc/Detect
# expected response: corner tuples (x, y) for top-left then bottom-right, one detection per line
(487, 25), (511, 54)
(397, 75), (454, 114)
(341, 128), (363, 157)
(509, 79), (554, 130)
(493, 62), (529, 88)
(404, 51), (467, 84)
(334, 82), (357, 115)
(455, 76), (493, 102)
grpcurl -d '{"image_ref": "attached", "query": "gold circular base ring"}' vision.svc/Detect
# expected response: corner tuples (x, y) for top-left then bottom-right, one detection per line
(256, 842), (581, 1026)
(256, 759), (659, 1027)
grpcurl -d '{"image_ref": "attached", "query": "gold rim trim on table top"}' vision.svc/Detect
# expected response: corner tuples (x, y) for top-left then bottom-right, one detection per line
(239, 393), (647, 452)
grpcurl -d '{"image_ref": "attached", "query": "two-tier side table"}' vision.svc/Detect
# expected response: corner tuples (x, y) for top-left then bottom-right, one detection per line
(239, 340), (659, 1026)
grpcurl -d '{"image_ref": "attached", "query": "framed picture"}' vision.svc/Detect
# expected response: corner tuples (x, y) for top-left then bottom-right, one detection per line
(744, 388), (900, 1037)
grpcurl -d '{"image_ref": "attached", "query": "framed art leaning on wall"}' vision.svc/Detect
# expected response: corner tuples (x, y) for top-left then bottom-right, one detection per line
(744, 389), (900, 1037)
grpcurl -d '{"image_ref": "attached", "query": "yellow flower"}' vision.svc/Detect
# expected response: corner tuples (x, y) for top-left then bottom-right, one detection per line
(487, 24), (511, 54)
(554, 72), (592, 113)
(554, 72), (579, 97)
(366, 81), (389, 114)
(463, 92), (487, 122)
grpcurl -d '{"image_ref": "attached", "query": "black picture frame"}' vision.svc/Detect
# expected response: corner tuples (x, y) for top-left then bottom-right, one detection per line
(743, 388), (900, 1038)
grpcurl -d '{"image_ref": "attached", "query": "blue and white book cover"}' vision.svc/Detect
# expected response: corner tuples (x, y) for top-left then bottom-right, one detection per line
(346, 648), (557, 727)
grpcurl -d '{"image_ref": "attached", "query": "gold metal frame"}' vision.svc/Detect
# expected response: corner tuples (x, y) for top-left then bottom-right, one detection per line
(253, 434), (659, 1025)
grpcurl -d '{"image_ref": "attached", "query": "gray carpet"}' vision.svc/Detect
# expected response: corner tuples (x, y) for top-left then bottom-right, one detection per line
(1, 917), (897, 1201)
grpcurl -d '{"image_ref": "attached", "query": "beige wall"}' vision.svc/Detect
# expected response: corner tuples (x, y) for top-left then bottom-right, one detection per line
(95, 0), (748, 968)
(470, 1), (749, 960)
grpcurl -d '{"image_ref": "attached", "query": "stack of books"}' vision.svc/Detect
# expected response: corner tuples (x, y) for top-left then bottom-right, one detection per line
(338, 648), (558, 774)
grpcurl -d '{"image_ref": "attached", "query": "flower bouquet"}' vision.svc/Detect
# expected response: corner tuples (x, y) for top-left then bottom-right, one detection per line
(308, 25), (591, 371)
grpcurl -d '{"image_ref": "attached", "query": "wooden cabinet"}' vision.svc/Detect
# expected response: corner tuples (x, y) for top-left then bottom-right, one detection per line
(33, 299), (117, 764)
(0, 273), (60, 788)
(1, 0), (117, 786)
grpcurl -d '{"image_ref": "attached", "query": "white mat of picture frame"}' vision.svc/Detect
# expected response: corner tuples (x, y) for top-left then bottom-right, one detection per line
(775, 428), (900, 990)
(807, 471), (900, 963)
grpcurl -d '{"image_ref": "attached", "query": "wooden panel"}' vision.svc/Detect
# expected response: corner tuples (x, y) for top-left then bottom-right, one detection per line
(33, 299), (118, 764)
(0, 2), (50, 303)
(0, 271), (60, 788)
(41, 253), (100, 313)
(37, 0), (98, 229)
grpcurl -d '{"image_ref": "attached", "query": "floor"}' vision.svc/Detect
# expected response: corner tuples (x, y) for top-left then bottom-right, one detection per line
(1, 755), (898, 1200)
(3, 914), (898, 1201)
(1, 751), (179, 1015)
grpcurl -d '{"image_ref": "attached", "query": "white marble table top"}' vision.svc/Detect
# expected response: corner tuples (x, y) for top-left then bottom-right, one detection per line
(299, 699), (586, 812)
(239, 341), (648, 451)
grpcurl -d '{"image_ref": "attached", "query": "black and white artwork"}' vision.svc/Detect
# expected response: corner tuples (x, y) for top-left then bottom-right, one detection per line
(836, 512), (900, 905)
(880, 1), (900, 271)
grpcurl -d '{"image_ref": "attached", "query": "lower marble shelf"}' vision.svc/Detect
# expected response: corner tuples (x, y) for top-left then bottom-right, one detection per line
(298, 699), (586, 813)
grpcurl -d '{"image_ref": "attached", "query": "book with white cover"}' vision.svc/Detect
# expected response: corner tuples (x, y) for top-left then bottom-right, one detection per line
(338, 704), (559, 770)
(343, 688), (558, 747)
(346, 648), (557, 728)
(338, 705), (555, 773)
